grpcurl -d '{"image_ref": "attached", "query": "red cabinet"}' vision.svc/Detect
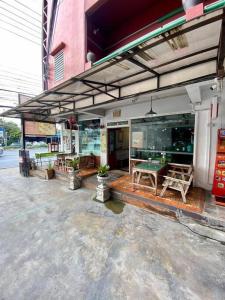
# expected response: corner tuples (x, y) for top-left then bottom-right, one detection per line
(212, 129), (225, 205)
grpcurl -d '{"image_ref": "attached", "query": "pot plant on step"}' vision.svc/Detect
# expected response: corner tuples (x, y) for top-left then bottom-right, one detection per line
(45, 161), (55, 180)
(68, 157), (81, 190)
(96, 164), (110, 202)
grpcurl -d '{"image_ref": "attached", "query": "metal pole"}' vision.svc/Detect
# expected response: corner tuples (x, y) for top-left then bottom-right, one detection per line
(21, 118), (26, 149)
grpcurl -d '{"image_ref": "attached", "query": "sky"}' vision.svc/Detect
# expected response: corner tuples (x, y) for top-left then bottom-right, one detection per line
(0, 0), (43, 125)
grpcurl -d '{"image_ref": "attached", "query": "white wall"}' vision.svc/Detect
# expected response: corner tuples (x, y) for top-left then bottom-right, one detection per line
(104, 95), (192, 122)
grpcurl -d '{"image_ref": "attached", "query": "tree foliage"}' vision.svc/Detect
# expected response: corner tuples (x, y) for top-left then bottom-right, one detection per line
(0, 118), (21, 145)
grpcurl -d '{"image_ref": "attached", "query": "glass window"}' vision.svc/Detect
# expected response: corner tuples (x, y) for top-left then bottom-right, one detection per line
(79, 119), (100, 155)
(131, 113), (195, 164)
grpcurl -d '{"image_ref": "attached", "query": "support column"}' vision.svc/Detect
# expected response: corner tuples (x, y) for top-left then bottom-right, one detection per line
(21, 117), (26, 150)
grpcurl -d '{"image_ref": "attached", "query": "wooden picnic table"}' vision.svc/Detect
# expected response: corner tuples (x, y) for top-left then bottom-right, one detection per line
(132, 162), (167, 195)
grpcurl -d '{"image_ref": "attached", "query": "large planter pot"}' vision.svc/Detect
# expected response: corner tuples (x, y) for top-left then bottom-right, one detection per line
(68, 168), (81, 190)
(96, 175), (110, 202)
(182, 0), (202, 11)
(45, 169), (55, 180)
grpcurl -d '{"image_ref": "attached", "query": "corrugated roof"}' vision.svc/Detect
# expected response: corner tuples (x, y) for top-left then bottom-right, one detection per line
(1, 0), (225, 123)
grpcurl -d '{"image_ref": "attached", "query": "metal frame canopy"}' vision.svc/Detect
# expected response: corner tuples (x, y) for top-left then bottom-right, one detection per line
(1, 0), (225, 123)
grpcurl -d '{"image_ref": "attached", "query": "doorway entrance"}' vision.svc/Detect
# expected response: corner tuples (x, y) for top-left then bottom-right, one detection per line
(108, 127), (129, 171)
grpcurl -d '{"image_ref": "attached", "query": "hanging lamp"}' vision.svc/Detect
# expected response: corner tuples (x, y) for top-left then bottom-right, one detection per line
(146, 96), (157, 116)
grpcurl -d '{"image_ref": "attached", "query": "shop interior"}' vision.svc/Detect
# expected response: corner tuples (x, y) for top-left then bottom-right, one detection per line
(130, 113), (195, 164)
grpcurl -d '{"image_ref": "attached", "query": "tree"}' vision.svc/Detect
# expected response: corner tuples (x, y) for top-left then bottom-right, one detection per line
(0, 118), (21, 145)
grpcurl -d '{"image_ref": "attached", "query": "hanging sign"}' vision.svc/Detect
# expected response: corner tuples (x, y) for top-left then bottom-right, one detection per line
(113, 109), (121, 118)
(25, 121), (56, 136)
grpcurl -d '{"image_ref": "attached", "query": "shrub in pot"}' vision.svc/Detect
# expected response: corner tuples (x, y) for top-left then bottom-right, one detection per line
(68, 157), (81, 190)
(45, 161), (55, 180)
(96, 164), (110, 202)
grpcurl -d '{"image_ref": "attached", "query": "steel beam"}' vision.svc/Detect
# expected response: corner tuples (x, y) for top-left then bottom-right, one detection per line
(128, 57), (159, 76)
(81, 80), (119, 100)
(217, 11), (225, 77)
(82, 79), (119, 88)
(51, 91), (93, 97)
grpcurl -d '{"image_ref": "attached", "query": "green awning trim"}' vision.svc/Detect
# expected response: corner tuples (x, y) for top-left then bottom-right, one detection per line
(158, 7), (183, 23)
(94, 0), (225, 67)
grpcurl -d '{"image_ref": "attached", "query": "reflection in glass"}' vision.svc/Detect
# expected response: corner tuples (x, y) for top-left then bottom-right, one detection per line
(79, 119), (100, 155)
(131, 113), (195, 164)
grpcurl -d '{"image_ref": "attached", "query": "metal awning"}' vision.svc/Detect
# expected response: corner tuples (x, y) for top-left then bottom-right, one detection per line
(1, 0), (225, 123)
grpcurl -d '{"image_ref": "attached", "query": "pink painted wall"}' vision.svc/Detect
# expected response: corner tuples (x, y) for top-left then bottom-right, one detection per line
(47, 0), (86, 89)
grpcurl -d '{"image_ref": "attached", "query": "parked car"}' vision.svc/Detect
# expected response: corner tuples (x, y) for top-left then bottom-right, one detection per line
(0, 146), (3, 156)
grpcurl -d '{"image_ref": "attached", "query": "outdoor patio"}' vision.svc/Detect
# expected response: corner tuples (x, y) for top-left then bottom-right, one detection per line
(109, 174), (205, 214)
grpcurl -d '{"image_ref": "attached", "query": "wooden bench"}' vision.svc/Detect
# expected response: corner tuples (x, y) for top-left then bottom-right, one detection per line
(160, 163), (193, 203)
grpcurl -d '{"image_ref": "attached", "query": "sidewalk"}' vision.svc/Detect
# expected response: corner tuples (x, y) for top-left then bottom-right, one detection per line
(0, 168), (225, 299)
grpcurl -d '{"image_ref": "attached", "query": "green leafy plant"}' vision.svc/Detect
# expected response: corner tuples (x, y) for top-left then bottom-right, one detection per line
(69, 157), (80, 170)
(97, 164), (110, 177)
(47, 160), (54, 170)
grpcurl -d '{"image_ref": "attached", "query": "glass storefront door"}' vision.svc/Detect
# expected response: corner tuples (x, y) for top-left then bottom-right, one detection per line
(108, 127), (129, 171)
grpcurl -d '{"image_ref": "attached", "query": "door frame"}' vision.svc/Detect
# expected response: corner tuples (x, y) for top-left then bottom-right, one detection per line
(106, 121), (130, 171)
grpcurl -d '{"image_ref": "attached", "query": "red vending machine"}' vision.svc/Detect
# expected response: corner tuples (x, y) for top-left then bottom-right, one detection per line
(212, 129), (225, 206)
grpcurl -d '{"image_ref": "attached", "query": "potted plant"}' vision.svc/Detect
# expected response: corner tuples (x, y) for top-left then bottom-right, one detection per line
(68, 157), (80, 171)
(68, 157), (81, 190)
(96, 165), (110, 202)
(45, 161), (55, 180)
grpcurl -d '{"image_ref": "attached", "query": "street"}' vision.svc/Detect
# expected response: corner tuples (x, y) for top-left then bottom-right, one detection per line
(0, 148), (48, 169)
(0, 168), (225, 299)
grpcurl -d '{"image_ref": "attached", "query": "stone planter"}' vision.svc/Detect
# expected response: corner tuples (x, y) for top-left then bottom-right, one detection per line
(68, 168), (81, 190)
(182, 0), (202, 11)
(96, 175), (110, 202)
(45, 169), (55, 180)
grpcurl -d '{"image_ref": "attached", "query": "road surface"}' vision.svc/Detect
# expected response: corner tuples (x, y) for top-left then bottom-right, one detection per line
(0, 148), (48, 169)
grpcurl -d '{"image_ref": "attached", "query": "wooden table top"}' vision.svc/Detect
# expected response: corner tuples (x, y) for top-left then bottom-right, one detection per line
(134, 162), (167, 172)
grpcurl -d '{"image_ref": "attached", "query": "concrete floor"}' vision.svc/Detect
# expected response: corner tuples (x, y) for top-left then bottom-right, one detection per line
(0, 168), (225, 300)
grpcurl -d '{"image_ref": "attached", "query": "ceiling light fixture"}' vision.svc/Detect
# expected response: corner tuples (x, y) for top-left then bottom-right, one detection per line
(146, 96), (157, 116)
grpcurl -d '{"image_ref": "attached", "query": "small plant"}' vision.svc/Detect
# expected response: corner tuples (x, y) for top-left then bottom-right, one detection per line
(69, 157), (80, 170)
(47, 160), (54, 170)
(97, 164), (110, 177)
(45, 160), (55, 180)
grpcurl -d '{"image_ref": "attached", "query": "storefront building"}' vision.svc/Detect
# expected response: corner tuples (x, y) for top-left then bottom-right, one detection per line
(1, 0), (225, 197)
(75, 83), (223, 191)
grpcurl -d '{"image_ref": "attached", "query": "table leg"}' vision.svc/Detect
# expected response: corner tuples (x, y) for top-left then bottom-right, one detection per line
(137, 171), (142, 184)
(132, 171), (136, 191)
(149, 174), (155, 187)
